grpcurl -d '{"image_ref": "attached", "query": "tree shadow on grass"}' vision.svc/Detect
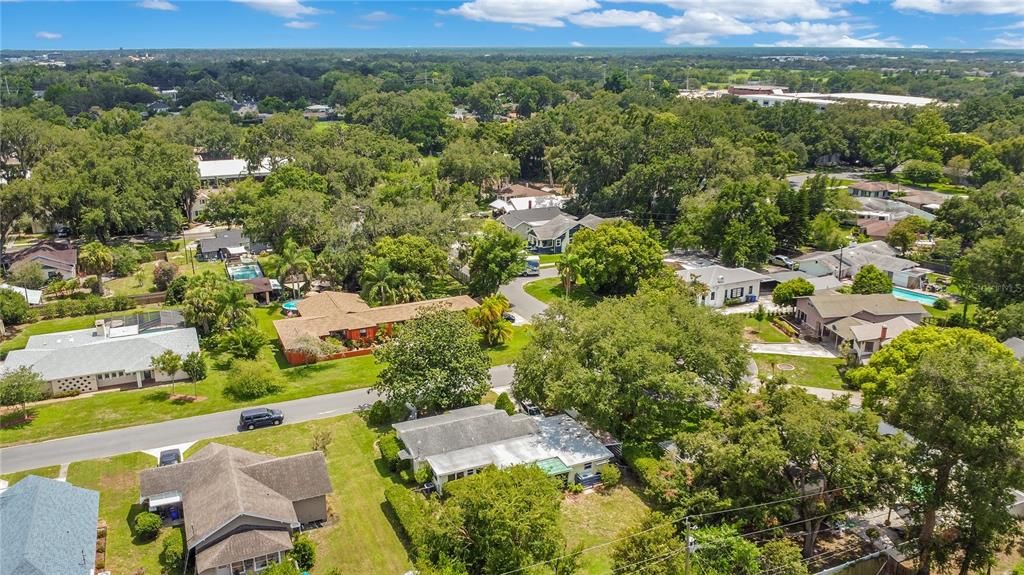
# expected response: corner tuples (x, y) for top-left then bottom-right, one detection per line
(125, 503), (159, 546)
(0, 408), (37, 429)
(141, 390), (171, 403)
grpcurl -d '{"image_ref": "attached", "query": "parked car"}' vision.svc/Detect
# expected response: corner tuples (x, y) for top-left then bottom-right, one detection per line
(158, 448), (182, 466)
(769, 254), (797, 269)
(502, 312), (516, 324)
(239, 408), (284, 431)
(519, 399), (541, 416)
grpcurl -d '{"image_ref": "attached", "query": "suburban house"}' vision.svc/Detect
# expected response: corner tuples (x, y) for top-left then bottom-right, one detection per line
(1004, 337), (1024, 361)
(489, 183), (567, 213)
(2, 243), (77, 279)
(241, 277), (282, 305)
(139, 443), (332, 575)
(848, 316), (920, 364)
(498, 208), (606, 254)
(2, 311), (199, 395)
(303, 104), (334, 120)
(848, 181), (892, 199)
(795, 241), (920, 282)
(393, 405), (614, 493)
(793, 293), (926, 348)
(197, 229), (265, 261)
(676, 265), (768, 308)
(764, 271), (842, 294)
(0, 475), (100, 575)
(273, 292), (478, 365)
(849, 197), (935, 223)
(857, 218), (898, 241)
(0, 283), (42, 305)
(191, 157), (276, 220)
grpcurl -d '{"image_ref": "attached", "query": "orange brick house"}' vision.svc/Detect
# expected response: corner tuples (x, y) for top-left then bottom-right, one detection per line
(273, 292), (478, 365)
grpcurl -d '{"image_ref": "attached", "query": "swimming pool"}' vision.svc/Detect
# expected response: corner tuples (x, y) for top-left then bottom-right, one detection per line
(227, 264), (263, 281)
(892, 286), (939, 306)
(282, 299), (300, 312)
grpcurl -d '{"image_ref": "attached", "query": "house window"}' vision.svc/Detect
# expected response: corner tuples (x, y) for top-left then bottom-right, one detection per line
(583, 462), (592, 470)
(864, 342), (875, 352)
(359, 328), (368, 338)
(729, 287), (744, 299)
(748, 286), (753, 295)
(709, 291), (715, 301)
(555, 238), (562, 247)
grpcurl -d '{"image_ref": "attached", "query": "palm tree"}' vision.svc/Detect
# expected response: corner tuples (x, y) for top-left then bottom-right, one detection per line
(270, 238), (314, 298)
(395, 274), (425, 304)
(360, 259), (401, 306)
(556, 252), (581, 297)
(78, 241), (113, 295)
(215, 283), (254, 329)
(469, 294), (513, 346)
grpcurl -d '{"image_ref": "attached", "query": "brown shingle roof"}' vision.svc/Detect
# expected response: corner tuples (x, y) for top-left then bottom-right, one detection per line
(274, 294), (479, 352)
(242, 278), (273, 294)
(195, 529), (293, 574)
(240, 452), (333, 502)
(802, 293), (925, 320)
(9, 243), (78, 272)
(849, 181), (891, 193)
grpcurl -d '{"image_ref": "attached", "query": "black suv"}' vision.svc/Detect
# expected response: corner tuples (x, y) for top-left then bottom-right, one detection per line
(239, 408), (284, 431)
(158, 448), (182, 466)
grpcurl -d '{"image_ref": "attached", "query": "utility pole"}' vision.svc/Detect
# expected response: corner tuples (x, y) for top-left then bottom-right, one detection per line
(684, 517), (692, 575)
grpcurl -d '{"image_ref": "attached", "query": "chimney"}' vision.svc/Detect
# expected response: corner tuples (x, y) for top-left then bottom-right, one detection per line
(879, 324), (888, 341)
(94, 319), (107, 338)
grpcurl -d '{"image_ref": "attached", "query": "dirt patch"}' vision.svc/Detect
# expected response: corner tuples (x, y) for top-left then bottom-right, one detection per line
(169, 394), (206, 403)
(777, 363), (796, 371)
(0, 413), (34, 428)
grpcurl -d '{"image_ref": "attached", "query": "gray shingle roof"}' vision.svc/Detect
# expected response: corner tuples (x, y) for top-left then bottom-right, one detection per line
(0, 475), (99, 575)
(3, 327), (200, 381)
(393, 405), (539, 460)
(198, 229), (249, 253)
(195, 529), (292, 575)
(497, 207), (567, 230)
(802, 293), (925, 320)
(1004, 337), (1024, 360)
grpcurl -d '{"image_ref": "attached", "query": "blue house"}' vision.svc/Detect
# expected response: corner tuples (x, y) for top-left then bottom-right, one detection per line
(498, 208), (606, 254)
(0, 475), (100, 575)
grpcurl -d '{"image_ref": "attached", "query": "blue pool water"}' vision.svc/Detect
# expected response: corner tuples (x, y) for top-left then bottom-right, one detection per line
(892, 286), (939, 306)
(227, 264), (263, 281)
(282, 299), (300, 312)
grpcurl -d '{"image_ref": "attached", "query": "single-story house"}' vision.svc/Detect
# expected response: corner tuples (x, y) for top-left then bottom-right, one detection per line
(1004, 337), (1024, 361)
(2, 311), (199, 395)
(848, 197), (935, 223)
(857, 218), (898, 241)
(896, 188), (955, 212)
(793, 293), (926, 346)
(764, 271), (842, 294)
(489, 184), (568, 213)
(0, 475), (100, 575)
(197, 229), (264, 261)
(847, 181), (893, 199)
(0, 283), (42, 305)
(497, 208), (606, 254)
(795, 241), (918, 280)
(676, 265), (768, 308)
(848, 316), (920, 364)
(197, 157), (274, 188)
(273, 292), (478, 365)
(2, 243), (77, 279)
(393, 405), (614, 493)
(139, 443), (332, 575)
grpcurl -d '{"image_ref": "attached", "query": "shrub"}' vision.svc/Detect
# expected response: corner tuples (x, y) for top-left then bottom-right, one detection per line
(290, 536), (316, 571)
(224, 360), (282, 400)
(0, 290), (32, 325)
(134, 512), (162, 541)
(153, 261), (179, 291)
(164, 276), (189, 304)
(567, 482), (584, 494)
(772, 317), (798, 337)
(111, 245), (143, 277)
(263, 562), (300, 575)
(367, 400), (394, 425)
(414, 464), (434, 485)
(600, 464), (621, 488)
(932, 297), (950, 310)
(902, 160), (944, 184)
(384, 484), (428, 547)
(34, 294), (135, 320)
(494, 392), (515, 416)
(159, 528), (185, 570)
(379, 432), (405, 471)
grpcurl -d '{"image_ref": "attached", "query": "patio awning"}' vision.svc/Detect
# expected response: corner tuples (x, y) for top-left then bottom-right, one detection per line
(148, 491), (182, 509)
(536, 457), (571, 476)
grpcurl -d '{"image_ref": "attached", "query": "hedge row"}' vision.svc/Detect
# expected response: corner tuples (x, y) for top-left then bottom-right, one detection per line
(379, 432), (408, 472)
(384, 485), (429, 552)
(36, 295), (136, 320)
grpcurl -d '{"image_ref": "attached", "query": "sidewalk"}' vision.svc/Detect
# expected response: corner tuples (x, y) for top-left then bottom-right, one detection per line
(749, 342), (838, 358)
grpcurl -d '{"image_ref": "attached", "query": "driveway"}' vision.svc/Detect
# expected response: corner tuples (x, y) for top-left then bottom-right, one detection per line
(499, 267), (558, 321)
(749, 342), (839, 358)
(0, 366), (514, 474)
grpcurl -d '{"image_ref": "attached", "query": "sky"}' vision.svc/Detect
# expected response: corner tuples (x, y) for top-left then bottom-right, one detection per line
(2, 0), (1024, 51)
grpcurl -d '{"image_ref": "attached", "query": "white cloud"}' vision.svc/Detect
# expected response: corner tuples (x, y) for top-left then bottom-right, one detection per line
(284, 20), (317, 28)
(362, 10), (395, 22)
(569, 8), (754, 45)
(571, 41), (585, 47)
(447, 0), (599, 27)
(230, 0), (322, 19)
(892, 0), (1024, 15)
(990, 20), (1024, 30)
(605, 0), (848, 20)
(137, 0), (178, 11)
(993, 33), (1024, 47)
(758, 21), (903, 47)
(34, 31), (62, 40)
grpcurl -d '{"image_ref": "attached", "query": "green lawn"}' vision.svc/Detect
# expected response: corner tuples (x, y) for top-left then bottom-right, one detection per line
(741, 318), (792, 343)
(563, 483), (652, 574)
(1, 464), (61, 486)
(864, 173), (973, 196)
(0, 317), (532, 446)
(105, 250), (224, 296)
(539, 254), (563, 265)
(67, 452), (170, 575)
(523, 277), (600, 307)
(753, 354), (846, 390)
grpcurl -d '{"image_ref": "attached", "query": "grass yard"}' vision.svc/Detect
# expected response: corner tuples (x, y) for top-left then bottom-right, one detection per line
(539, 253), (563, 265)
(864, 173), (973, 196)
(753, 354), (846, 390)
(523, 277), (601, 307)
(66, 452), (172, 575)
(563, 482), (652, 574)
(1, 464), (61, 485)
(0, 313), (533, 446)
(105, 250), (224, 296)
(741, 317), (792, 343)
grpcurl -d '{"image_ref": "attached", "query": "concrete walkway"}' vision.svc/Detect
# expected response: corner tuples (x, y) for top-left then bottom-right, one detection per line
(499, 267), (557, 321)
(749, 342), (839, 358)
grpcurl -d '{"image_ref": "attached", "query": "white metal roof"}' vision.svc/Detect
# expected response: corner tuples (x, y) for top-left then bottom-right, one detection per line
(197, 158), (274, 180)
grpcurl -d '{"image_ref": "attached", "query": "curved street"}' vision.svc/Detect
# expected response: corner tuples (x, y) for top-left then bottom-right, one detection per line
(499, 266), (557, 320)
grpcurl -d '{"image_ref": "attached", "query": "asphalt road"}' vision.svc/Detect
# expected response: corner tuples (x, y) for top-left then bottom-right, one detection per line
(0, 366), (517, 474)
(499, 266), (557, 320)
